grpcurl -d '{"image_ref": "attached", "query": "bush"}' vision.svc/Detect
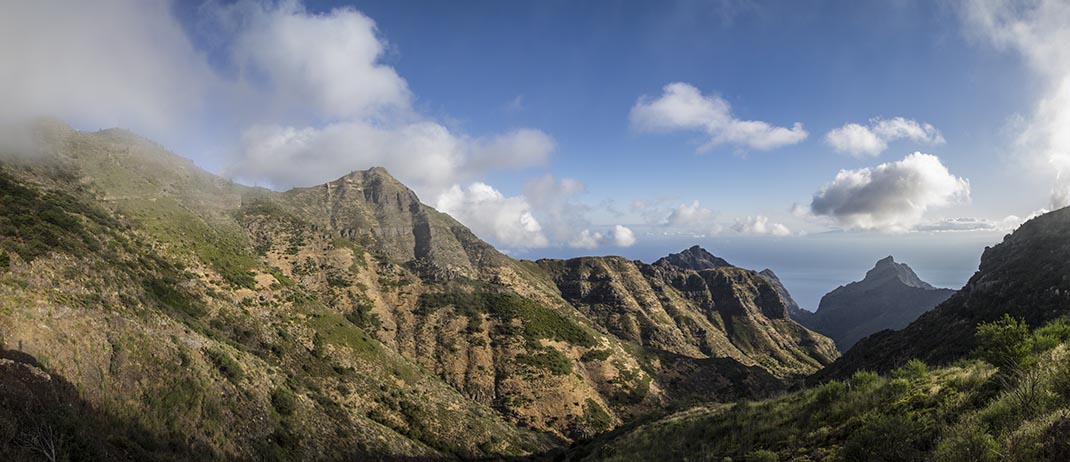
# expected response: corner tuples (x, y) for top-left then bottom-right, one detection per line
(272, 387), (297, 416)
(893, 359), (930, 381)
(1033, 317), (1070, 352)
(976, 314), (1034, 369)
(206, 347), (244, 382)
(516, 349), (572, 376)
(850, 370), (881, 391)
(933, 421), (998, 462)
(842, 413), (930, 462)
(745, 449), (778, 462)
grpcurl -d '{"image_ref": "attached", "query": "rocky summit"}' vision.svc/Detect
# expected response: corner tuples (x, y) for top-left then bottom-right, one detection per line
(795, 256), (956, 351)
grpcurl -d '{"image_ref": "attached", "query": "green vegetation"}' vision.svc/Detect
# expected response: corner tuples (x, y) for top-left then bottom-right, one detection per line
(205, 346), (244, 382)
(125, 196), (259, 288)
(419, 289), (596, 347)
(569, 316), (1070, 462)
(517, 348), (572, 376)
(345, 302), (381, 330)
(0, 168), (118, 262)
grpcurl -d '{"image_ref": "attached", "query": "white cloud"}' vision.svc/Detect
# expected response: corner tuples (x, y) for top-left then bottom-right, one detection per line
(960, 0), (1070, 208)
(435, 183), (549, 249)
(523, 175), (590, 242)
(810, 152), (971, 231)
(732, 216), (792, 236)
(825, 117), (944, 157)
(227, 0), (410, 120)
(665, 200), (716, 227)
(630, 82), (808, 151)
(612, 225), (638, 247)
(219, 2), (555, 195)
(0, 1), (216, 136)
(569, 226), (637, 249)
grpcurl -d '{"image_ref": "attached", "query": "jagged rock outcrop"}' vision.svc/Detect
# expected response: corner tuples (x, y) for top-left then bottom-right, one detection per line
(537, 248), (838, 380)
(816, 207), (1070, 380)
(803, 256), (955, 351)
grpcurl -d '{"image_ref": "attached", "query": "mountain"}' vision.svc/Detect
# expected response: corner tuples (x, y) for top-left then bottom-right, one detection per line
(652, 245), (733, 271)
(801, 256), (955, 351)
(758, 269), (814, 324)
(0, 120), (839, 459)
(537, 250), (837, 383)
(817, 206), (1070, 380)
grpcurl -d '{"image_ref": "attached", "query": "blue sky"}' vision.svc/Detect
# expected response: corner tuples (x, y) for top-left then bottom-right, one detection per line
(4, 0), (1070, 308)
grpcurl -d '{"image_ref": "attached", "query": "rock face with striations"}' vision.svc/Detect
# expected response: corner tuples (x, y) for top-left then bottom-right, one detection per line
(804, 256), (955, 351)
(815, 208), (1070, 380)
(537, 247), (838, 380)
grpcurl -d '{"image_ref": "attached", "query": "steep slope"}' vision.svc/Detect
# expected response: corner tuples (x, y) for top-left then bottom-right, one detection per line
(0, 120), (655, 448)
(0, 145), (551, 459)
(758, 269), (814, 325)
(537, 248), (838, 381)
(803, 257), (955, 351)
(817, 207), (1070, 380)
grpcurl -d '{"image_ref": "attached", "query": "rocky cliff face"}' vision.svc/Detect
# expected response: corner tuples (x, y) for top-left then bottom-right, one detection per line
(803, 257), (955, 351)
(758, 269), (814, 325)
(816, 208), (1070, 380)
(537, 248), (838, 380)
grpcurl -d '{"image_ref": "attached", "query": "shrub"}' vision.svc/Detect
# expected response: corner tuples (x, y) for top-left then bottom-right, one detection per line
(814, 380), (846, 406)
(842, 413), (930, 462)
(1033, 317), (1070, 352)
(272, 387), (297, 416)
(976, 314), (1033, 369)
(893, 359), (930, 381)
(933, 421), (998, 462)
(850, 370), (881, 391)
(745, 449), (778, 462)
(581, 349), (612, 363)
(516, 349), (572, 376)
(206, 347), (244, 382)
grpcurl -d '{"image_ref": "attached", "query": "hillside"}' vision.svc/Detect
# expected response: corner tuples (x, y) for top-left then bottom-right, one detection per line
(801, 257), (956, 351)
(0, 120), (839, 459)
(562, 317), (1070, 462)
(816, 207), (1070, 380)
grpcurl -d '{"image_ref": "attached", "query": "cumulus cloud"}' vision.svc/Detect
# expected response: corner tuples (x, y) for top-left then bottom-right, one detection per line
(630, 82), (808, 151)
(216, 2), (556, 194)
(569, 226), (637, 249)
(959, 0), (1070, 208)
(228, 0), (410, 120)
(523, 175), (590, 241)
(732, 216), (792, 236)
(0, 1), (216, 137)
(810, 152), (971, 231)
(825, 117), (944, 157)
(665, 200), (717, 228)
(435, 183), (549, 249)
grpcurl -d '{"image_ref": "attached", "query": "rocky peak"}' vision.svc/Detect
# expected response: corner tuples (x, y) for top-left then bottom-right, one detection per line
(861, 256), (934, 290)
(655, 245), (733, 271)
